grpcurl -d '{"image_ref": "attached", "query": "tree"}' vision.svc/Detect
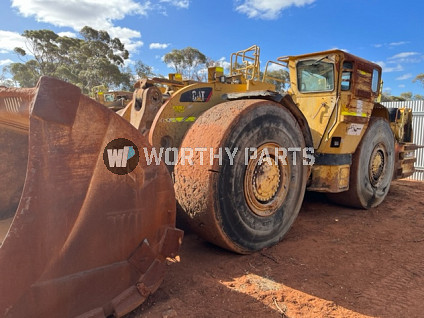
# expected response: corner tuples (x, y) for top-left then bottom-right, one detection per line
(0, 66), (17, 87)
(263, 69), (290, 92)
(380, 92), (396, 102)
(400, 92), (413, 100)
(135, 61), (155, 79)
(163, 47), (207, 80)
(9, 27), (131, 92)
(380, 91), (423, 102)
(413, 74), (424, 87)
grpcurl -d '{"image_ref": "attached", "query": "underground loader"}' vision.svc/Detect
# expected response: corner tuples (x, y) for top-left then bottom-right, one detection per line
(121, 45), (418, 254)
(0, 45), (419, 317)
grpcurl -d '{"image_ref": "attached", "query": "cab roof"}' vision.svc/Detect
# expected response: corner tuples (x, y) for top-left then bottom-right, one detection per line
(278, 49), (382, 73)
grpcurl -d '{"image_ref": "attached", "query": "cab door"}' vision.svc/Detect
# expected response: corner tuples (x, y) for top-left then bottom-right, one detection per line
(291, 53), (339, 149)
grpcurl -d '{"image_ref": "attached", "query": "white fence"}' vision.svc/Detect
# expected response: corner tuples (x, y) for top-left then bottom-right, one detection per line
(381, 100), (424, 181)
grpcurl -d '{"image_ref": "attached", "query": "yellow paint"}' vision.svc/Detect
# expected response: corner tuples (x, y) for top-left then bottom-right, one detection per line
(308, 164), (350, 192)
(162, 116), (196, 123)
(173, 105), (185, 113)
(341, 111), (368, 117)
(358, 70), (370, 75)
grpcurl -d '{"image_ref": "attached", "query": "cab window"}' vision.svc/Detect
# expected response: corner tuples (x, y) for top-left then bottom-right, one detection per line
(297, 59), (334, 93)
(371, 68), (380, 93)
(341, 61), (353, 91)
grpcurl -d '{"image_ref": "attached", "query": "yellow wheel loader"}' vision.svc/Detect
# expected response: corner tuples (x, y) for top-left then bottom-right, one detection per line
(90, 85), (133, 111)
(121, 45), (417, 252)
(0, 46), (418, 317)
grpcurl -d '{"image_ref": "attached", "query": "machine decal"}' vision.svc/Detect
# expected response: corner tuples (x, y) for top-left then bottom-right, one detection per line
(180, 87), (213, 102)
(346, 123), (364, 136)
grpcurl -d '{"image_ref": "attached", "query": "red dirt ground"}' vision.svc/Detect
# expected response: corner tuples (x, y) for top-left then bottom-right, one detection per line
(126, 180), (424, 318)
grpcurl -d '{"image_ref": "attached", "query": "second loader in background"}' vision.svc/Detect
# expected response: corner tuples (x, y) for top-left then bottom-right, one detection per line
(90, 85), (133, 111)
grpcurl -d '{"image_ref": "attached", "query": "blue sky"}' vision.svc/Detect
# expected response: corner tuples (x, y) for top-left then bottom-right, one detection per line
(1, 0), (423, 96)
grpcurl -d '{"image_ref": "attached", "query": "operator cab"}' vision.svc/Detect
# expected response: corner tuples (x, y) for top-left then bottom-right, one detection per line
(276, 50), (382, 153)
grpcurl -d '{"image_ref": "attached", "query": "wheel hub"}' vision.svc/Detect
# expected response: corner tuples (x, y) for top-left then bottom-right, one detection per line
(369, 144), (386, 187)
(252, 159), (280, 202)
(244, 143), (290, 217)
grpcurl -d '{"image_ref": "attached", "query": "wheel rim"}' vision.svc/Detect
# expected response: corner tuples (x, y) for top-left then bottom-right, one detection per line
(369, 143), (387, 187)
(244, 143), (290, 217)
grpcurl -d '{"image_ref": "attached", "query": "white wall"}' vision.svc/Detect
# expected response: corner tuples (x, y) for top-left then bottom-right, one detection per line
(381, 100), (424, 181)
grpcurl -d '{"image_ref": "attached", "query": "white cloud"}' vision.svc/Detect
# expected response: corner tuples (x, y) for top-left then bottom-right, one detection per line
(328, 47), (349, 53)
(374, 41), (409, 48)
(235, 0), (316, 19)
(396, 73), (413, 81)
(264, 60), (286, 72)
(108, 26), (144, 52)
(160, 0), (190, 8)
(11, 0), (150, 53)
(0, 59), (13, 66)
(375, 61), (403, 73)
(11, 0), (150, 30)
(389, 52), (420, 60)
(149, 43), (170, 49)
(398, 84), (406, 88)
(213, 57), (231, 72)
(387, 52), (422, 64)
(58, 31), (77, 38)
(0, 30), (26, 53)
(389, 41), (409, 47)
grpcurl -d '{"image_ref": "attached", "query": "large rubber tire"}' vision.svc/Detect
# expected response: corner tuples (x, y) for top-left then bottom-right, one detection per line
(328, 117), (395, 209)
(174, 99), (308, 253)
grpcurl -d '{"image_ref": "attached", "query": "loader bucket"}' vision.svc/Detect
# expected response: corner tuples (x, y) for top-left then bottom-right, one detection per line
(0, 77), (182, 318)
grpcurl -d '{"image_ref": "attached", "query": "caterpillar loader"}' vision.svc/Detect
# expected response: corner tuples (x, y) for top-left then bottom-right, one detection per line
(0, 46), (418, 317)
(90, 85), (132, 111)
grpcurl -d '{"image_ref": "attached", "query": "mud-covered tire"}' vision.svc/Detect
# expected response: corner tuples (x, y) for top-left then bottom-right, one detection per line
(328, 117), (394, 209)
(174, 99), (309, 253)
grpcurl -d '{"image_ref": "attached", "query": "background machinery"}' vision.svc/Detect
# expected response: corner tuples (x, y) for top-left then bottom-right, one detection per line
(90, 85), (133, 111)
(0, 45), (418, 317)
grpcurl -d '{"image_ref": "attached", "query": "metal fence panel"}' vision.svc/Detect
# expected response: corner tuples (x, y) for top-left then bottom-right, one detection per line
(381, 100), (424, 181)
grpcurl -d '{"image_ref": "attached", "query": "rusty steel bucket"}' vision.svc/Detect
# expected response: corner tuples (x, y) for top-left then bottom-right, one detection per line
(0, 77), (182, 317)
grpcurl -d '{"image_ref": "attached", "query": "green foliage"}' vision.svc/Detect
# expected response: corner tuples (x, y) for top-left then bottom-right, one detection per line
(400, 92), (413, 100)
(135, 61), (155, 79)
(413, 74), (424, 87)
(381, 91), (424, 101)
(263, 69), (290, 92)
(0, 67), (17, 87)
(9, 26), (131, 92)
(163, 47), (207, 80)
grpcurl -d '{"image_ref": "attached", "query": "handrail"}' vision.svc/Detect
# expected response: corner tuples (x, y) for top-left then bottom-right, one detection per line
(230, 45), (261, 81)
